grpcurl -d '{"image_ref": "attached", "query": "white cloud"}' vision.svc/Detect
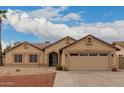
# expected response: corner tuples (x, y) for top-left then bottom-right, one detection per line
(28, 7), (82, 22)
(61, 13), (81, 21)
(29, 7), (68, 21)
(5, 8), (124, 43)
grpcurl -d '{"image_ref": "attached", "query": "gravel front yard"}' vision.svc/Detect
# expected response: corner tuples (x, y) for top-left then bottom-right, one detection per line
(0, 67), (56, 87)
(0, 72), (56, 87)
(0, 67), (55, 76)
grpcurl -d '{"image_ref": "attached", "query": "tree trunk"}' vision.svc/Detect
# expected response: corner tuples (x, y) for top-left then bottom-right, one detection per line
(0, 17), (3, 66)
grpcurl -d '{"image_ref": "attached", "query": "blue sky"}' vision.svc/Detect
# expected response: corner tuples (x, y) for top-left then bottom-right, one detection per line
(1, 6), (124, 47)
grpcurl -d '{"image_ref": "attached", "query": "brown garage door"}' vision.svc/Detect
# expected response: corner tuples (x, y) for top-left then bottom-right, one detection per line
(119, 57), (124, 69)
(68, 52), (109, 70)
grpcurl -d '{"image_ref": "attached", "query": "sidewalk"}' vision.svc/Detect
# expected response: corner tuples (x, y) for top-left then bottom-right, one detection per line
(53, 71), (75, 87)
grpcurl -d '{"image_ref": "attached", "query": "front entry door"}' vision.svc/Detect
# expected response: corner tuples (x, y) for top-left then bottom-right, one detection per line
(49, 52), (58, 67)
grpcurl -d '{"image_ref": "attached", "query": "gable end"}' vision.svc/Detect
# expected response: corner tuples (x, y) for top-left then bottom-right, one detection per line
(61, 34), (120, 51)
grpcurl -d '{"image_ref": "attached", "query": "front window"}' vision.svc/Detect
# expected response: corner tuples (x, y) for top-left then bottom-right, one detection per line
(29, 54), (38, 63)
(14, 54), (22, 63)
(99, 53), (108, 56)
(80, 53), (88, 56)
(89, 53), (97, 56)
(70, 53), (78, 56)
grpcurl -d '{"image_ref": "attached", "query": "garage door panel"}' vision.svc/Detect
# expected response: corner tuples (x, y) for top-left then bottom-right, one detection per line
(69, 53), (109, 70)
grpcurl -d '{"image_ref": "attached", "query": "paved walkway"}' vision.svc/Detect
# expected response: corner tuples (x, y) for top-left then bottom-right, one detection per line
(53, 71), (75, 87)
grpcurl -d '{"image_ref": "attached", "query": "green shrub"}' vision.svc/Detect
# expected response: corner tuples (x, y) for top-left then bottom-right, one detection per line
(56, 65), (63, 70)
(63, 67), (68, 71)
(16, 68), (20, 72)
(111, 67), (117, 72)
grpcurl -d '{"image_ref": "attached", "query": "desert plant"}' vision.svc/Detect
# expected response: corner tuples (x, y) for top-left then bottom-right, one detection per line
(112, 67), (117, 72)
(16, 68), (20, 72)
(56, 65), (63, 70)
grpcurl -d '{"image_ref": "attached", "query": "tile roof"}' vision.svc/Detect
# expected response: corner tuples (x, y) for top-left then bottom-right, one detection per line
(32, 43), (51, 49)
(43, 36), (76, 49)
(61, 34), (120, 51)
(4, 41), (51, 53)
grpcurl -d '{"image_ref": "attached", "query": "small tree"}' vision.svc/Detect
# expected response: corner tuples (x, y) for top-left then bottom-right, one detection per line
(4, 44), (11, 51)
(0, 10), (7, 66)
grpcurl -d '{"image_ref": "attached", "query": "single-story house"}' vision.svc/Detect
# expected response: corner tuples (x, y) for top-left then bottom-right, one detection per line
(113, 42), (124, 69)
(3, 34), (119, 70)
(4, 36), (76, 67)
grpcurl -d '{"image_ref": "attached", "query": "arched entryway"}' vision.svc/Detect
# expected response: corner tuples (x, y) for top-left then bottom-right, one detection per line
(49, 52), (58, 67)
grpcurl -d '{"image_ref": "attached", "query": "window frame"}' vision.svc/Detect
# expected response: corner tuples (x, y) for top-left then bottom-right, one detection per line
(14, 54), (23, 63)
(29, 54), (38, 63)
(66, 38), (70, 44)
(89, 53), (98, 56)
(70, 53), (78, 56)
(99, 53), (108, 56)
(87, 38), (92, 43)
(86, 37), (93, 45)
(79, 53), (88, 56)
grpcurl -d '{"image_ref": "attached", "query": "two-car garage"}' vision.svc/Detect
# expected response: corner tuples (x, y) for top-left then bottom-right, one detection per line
(68, 52), (110, 70)
(61, 35), (119, 71)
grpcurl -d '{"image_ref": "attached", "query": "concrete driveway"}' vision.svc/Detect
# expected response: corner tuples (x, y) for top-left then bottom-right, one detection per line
(54, 70), (124, 87)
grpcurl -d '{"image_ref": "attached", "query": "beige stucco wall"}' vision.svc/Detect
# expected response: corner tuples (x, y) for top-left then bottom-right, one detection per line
(4, 43), (46, 66)
(44, 37), (76, 66)
(4, 37), (76, 67)
(4, 36), (118, 70)
(61, 37), (118, 70)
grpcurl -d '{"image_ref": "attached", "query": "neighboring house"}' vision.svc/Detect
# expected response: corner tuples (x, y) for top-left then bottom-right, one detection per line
(113, 42), (124, 69)
(4, 35), (119, 70)
(112, 42), (124, 57)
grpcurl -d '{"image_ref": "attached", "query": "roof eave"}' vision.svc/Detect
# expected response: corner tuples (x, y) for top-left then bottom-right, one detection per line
(61, 34), (120, 51)
(4, 41), (43, 53)
(43, 36), (76, 50)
